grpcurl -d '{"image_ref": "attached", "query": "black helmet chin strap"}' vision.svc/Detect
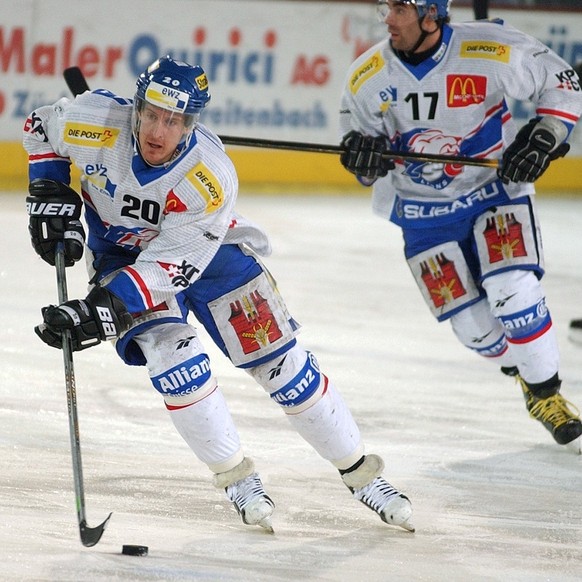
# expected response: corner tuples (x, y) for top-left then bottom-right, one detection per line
(407, 15), (440, 56)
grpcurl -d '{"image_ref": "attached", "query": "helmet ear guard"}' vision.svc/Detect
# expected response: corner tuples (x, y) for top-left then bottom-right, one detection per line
(415, 0), (450, 21)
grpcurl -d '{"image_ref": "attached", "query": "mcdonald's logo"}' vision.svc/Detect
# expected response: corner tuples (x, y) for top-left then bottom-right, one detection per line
(446, 75), (487, 107)
(164, 190), (188, 214)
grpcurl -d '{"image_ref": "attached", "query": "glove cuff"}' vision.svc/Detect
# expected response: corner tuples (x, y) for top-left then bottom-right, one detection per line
(536, 116), (568, 151)
(86, 286), (133, 341)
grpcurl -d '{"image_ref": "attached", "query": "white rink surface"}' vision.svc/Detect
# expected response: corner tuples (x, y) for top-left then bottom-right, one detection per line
(1, 190), (581, 582)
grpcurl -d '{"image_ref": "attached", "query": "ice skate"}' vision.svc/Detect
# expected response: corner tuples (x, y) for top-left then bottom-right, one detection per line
(341, 454), (414, 532)
(502, 368), (582, 450)
(225, 472), (275, 532)
(351, 477), (414, 531)
(568, 319), (582, 345)
(214, 458), (275, 532)
(518, 377), (582, 450)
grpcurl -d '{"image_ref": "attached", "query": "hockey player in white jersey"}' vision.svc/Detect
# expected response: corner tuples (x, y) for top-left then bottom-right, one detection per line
(339, 1), (582, 447)
(23, 56), (414, 533)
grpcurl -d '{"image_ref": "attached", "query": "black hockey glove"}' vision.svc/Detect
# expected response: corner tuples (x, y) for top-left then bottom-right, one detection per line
(26, 178), (85, 267)
(340, 131), (395, 181)
(498, 117), (570, 184)
(35, 286), (133, 352)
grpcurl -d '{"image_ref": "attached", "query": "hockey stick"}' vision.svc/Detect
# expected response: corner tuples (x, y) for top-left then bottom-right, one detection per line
(63, 66), (499, 169)
(473, 0), (489, 20)
(215, 135), (499, 168)
(63, 66), (90, 95)
(55, 243), (112, 547)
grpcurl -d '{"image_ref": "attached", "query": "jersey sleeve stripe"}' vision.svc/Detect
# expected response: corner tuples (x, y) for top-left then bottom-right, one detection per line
(536, 108), (580, 123)
(28, 152), (70, 163)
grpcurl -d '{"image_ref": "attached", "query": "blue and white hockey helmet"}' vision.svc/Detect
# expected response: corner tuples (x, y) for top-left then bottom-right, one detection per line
(133, 56), (210, 141)
(377, 0), (451, 22)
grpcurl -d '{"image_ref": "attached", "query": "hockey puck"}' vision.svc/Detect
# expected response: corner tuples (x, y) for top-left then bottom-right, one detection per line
(121, 545), (148, 556)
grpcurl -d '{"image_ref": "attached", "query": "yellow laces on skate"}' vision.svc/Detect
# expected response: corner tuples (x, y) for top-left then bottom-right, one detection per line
(528, 394), (581, 427)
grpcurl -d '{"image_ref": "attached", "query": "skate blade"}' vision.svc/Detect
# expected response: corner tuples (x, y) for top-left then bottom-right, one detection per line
(258, 517), (275, 534)
(567, 330), (582, 346)
(565, 436), (582, 455)
(398, 519), (415, 533)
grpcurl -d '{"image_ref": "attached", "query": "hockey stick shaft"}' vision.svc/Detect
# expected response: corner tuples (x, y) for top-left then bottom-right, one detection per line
(62, 66), (499, 169)
(218, 135), (499, 168)
(55, 244), (111, 547)
(473, 0), (489, 20)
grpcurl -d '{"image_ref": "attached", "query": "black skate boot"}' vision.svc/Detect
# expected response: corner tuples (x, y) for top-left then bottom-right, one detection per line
(514, 373), (582, 446)
(568, 319), (582, 345)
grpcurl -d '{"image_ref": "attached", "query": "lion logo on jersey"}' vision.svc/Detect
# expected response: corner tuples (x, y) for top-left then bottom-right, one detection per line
(403, 129), (464, 190)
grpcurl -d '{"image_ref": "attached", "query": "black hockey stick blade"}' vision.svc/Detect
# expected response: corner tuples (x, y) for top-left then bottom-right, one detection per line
(63, 66), (91, 96)
(80, 513), (113, 547)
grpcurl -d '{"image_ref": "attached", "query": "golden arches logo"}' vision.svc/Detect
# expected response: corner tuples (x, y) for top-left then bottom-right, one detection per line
(164, 191), (188, 214)
(446, 75), (487, 108)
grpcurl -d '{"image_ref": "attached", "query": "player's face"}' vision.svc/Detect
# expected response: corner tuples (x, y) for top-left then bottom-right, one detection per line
(378, 1), (427, 52)
(137, 103), (188, 165)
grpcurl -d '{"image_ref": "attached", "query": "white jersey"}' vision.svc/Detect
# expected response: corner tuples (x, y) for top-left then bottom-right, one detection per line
(23, 90), (270, 313)
(339, 20), (582, 224)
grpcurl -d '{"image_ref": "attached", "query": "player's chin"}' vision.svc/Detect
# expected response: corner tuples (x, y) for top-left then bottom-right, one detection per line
(142, 147), (168, 165)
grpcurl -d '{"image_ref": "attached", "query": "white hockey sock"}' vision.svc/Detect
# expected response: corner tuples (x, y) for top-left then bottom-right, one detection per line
(285, 380), (364, 470)
(168, 387), (244, 473)
(506, 325), (560, 385)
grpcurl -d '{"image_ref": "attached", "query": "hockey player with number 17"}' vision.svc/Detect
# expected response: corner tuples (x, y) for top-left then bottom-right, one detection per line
(23, 56), (414, 534)
(339, 1), (582, 447)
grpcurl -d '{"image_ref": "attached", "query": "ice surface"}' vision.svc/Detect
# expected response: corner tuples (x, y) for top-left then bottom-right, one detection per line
(1, 191), (581, 581)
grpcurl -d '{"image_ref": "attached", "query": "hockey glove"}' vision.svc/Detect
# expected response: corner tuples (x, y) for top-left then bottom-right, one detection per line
(498, 117), (570, 184)
(340, 131), (395, 182)
(35, 286), (133, 351)
(26, 178), (85, 267)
